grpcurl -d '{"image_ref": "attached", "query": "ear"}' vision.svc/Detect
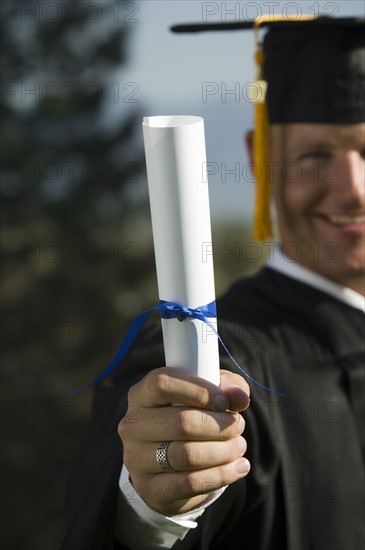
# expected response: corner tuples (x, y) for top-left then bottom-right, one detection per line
(245, 130), (254, 163)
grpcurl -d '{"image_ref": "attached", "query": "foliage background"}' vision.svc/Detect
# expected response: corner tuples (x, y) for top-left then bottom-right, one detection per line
(0, 1), (264, 548)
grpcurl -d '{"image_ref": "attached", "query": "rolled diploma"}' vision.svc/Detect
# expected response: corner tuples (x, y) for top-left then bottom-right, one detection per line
(142, 115), (220, 385)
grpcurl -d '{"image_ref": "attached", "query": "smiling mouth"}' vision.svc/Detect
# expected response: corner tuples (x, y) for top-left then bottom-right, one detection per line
(321, 214), (365, 225)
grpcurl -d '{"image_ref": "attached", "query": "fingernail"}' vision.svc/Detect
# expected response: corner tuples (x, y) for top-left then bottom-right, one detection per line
(213, 394), (229, 411)
(235, 458), (250, 475)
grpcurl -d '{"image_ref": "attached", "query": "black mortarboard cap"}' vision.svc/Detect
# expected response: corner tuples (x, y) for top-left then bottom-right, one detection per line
(171, 16), (365, 238)
(172, 17), (365, 124)
(262, 18), (365, 124)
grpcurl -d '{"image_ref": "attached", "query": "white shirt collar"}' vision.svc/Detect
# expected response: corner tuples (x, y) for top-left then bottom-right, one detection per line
(267, 245), (365, 313)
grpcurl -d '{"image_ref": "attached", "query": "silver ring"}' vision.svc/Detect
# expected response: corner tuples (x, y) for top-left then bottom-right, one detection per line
(156, 441), (174, 472)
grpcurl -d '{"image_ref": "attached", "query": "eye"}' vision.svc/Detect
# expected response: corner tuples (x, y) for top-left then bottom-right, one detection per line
(300, 151), (331, 162)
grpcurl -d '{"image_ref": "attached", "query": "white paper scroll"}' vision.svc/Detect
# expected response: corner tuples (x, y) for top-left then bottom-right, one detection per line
(142, 115), (220, 385)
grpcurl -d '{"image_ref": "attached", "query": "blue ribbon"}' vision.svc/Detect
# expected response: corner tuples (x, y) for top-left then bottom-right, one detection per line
(70, 300), (285, 397)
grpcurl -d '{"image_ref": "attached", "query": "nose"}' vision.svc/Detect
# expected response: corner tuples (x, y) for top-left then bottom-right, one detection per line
(335, 150), (365, 207)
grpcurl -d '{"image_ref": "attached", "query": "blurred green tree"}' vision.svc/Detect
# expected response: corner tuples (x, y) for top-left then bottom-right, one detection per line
(0, 2), (267, 547)
(0, 1), (157, 548)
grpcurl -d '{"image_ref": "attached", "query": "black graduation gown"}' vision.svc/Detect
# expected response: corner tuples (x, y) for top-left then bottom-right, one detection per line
(60, 267), (365, 550)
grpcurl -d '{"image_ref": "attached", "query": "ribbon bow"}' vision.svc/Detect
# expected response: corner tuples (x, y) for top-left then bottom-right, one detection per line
(70, 300), (285, 397)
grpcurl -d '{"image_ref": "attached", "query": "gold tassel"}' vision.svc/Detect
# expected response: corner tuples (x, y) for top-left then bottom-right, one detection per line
(252, 34), (272, 241)
(253, 49), (271, 241)
(252, 15), (315, 241)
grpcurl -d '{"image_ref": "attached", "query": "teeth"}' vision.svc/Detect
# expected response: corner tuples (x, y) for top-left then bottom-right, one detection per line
(327, 214), (365, 224)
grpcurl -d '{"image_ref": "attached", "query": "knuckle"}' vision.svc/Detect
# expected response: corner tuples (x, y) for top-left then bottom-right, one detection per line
(220, 411), (244, 437)
(146, 370), (172, 396)
(175, 442), (199, 470)
(117, 417), (129, 440)
(179, 471), (205, 496)
(118, 408), (136, 440)
(178, 469), (227, 498)
(174, 410), (196, 437)
(117, 419), (124, 439)
(194, 385), (211, 406)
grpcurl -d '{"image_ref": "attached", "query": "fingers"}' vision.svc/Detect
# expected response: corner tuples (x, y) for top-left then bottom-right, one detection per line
(130, 367), (229, 410)
(125, 436), (247, 474)
(136, 457), (251, 515)
(119, 366), (251, 515)
(128, 367), (250, 412)
(120, 406), (245, 443)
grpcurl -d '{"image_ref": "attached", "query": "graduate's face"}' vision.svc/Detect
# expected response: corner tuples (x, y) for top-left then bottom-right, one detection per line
(269, 123), (365, 293)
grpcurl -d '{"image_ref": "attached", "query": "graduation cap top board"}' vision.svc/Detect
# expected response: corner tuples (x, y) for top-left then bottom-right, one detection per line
(170, 16), (365, 240)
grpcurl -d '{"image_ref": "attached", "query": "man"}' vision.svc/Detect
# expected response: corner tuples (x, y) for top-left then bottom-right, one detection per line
(60, 16), (364, 550)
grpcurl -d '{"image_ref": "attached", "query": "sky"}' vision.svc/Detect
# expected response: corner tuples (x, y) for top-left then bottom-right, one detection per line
(118, 0), (365, 224)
